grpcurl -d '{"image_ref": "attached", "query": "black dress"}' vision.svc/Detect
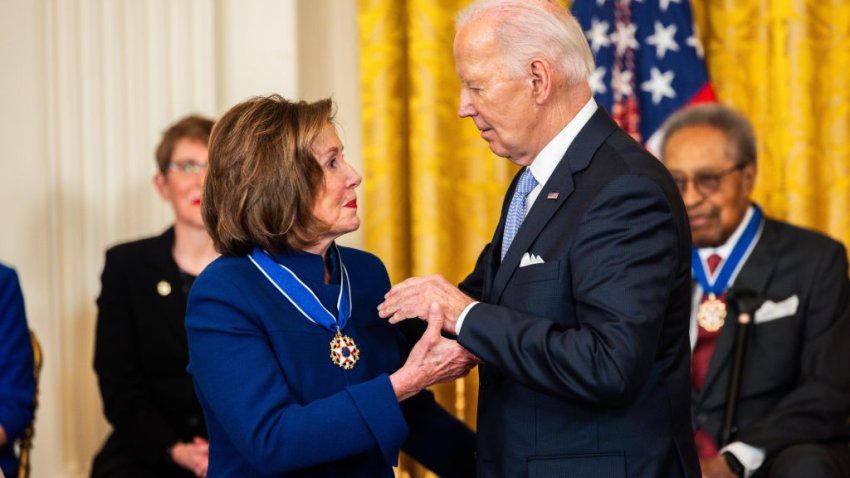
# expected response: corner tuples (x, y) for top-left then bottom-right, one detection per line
(91, 228), (206, 478)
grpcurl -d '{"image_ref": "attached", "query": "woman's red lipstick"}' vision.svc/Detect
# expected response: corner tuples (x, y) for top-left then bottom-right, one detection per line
(345, 199), (357, 208)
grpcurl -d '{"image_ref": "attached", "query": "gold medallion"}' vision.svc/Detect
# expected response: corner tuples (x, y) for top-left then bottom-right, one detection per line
(697, 293), (726, 332)
(156, 280), (172, 297)
(329, 329), (360, 370)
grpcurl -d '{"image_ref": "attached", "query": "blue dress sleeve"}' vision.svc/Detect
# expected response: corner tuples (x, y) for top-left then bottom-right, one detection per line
(0, 265), (35, 443)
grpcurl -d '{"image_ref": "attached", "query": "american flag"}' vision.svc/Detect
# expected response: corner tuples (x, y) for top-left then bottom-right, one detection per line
(572, 0), (715, 151)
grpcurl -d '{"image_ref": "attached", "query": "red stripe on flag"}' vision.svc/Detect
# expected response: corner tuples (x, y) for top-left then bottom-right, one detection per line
(689, 84), (717, 105)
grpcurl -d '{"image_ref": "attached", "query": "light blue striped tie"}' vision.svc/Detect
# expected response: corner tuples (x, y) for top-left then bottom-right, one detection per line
(501, 168), (538, 261)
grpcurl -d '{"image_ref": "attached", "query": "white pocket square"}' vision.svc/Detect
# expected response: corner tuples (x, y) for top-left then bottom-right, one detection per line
(754, 294), (799, 323)
(519, 253), (545, 267)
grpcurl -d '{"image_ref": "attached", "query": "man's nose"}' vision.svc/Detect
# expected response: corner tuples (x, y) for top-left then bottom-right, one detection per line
(458, 90), (475, 118)
(681, 182), (704, 208)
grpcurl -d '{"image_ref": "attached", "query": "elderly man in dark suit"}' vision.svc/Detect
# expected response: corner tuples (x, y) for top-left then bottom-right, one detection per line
(378, 0), (700, 476)
(659, 103), (850, 478)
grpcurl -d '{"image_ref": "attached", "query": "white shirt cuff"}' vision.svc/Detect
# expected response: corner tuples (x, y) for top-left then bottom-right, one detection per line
(721, 441), (766, 478)
(454, 301), (479, 335)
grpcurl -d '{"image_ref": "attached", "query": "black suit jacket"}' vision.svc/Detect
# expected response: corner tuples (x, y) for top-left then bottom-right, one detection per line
(458, 108), (700, 477)
(694, 217), (850, 461)
(92, 228), (206, 477)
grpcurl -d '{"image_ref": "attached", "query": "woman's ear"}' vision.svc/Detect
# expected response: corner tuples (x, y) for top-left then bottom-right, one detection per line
(154, 172), (171, 201)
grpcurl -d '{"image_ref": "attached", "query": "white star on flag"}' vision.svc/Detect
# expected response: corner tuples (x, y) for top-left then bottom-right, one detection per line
(640, 67), (676, 104)
(659, 0), (682, 12)
(574, 0), (716, 145)
(646, 21), (679, 59)
(612, 69), (634, 97)
(586, 18), (612, 52)
(611, 21), (639, 56)
(687, 34), (704, 58)
(589, 67), (607, 94)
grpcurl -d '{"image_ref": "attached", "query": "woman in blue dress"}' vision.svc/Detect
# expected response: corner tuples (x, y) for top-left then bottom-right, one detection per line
(186, 95), (477, 477)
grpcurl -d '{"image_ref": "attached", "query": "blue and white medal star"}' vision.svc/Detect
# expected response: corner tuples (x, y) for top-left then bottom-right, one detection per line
(330, 331), (360, 370)
(249, 245), (360, 370)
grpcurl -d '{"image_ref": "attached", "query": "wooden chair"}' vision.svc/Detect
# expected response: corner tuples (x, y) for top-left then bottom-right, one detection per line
(16, 330), (42, 478)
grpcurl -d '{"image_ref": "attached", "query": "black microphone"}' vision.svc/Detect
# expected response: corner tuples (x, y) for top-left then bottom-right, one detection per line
(719, 288), (767, 446)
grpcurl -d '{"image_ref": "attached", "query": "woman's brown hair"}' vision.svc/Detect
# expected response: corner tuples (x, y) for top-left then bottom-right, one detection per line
(203, 94), (335, 256)
(155, 115), (215, 173)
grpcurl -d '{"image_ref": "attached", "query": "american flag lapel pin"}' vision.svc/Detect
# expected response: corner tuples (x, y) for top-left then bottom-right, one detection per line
(546, 192), (559, 200)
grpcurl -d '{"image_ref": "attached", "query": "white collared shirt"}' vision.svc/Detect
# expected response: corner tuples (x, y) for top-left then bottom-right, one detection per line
(691, 204), (765, 476)
(696, 204), (756, 278)
(456, 98), (599, 335)
(690, 204), (760, 347)
(525, 98), (599, 215)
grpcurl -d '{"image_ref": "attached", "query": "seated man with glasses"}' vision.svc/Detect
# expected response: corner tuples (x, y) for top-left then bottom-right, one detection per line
(659, 104), (850, 478)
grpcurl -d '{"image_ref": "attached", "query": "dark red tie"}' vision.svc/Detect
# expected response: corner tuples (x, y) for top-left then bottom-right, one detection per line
(706, 253), (722, 275)
(693, 254), (723, 458)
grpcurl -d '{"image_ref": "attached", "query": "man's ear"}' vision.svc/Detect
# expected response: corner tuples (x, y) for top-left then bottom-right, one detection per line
(741, 162), (757, 195)
(153, 172), (170, 201)
(529, 58), (553, 105)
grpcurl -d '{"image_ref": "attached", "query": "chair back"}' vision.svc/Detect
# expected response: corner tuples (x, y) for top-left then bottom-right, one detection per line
(16, 330), (42, 478)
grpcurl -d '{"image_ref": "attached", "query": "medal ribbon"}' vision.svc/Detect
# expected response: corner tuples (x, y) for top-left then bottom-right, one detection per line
(691, 205), (763, 296)
(248, 245), (352, 333)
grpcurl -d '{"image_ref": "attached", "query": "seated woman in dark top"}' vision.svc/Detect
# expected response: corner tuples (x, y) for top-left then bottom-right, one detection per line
(92, 115), (218, 478)
(185, 95), (477, 477)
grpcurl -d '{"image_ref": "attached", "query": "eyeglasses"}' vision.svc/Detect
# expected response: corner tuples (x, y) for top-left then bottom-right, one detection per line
(167, 161), (208, 175)
(671, 163), (745, 196)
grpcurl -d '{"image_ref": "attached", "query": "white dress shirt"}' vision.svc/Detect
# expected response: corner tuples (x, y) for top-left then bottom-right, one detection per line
(455, 99), (598, 334)
(692, 204), (765, 476)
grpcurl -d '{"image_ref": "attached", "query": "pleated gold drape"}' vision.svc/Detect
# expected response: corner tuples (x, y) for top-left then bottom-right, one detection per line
(358, 1), (519, 476)
(359, 1), (850, 477)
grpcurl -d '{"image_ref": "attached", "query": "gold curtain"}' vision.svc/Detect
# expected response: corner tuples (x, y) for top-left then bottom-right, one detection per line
(359, 1), (850, 476)
(358, 1), (519, 476)
(691, 0), (850, 248)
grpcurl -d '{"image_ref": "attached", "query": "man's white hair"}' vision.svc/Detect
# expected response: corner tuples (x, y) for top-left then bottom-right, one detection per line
(456, 0), (595, 87)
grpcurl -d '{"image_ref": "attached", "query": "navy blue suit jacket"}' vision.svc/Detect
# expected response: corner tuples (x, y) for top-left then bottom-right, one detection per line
(186, 246), (474, 477)
(458, 109), (700, 477)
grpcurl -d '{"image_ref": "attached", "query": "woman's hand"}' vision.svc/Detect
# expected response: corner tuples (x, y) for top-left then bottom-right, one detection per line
(170, 436), (209, 477)
(390, 302), (478, 401)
